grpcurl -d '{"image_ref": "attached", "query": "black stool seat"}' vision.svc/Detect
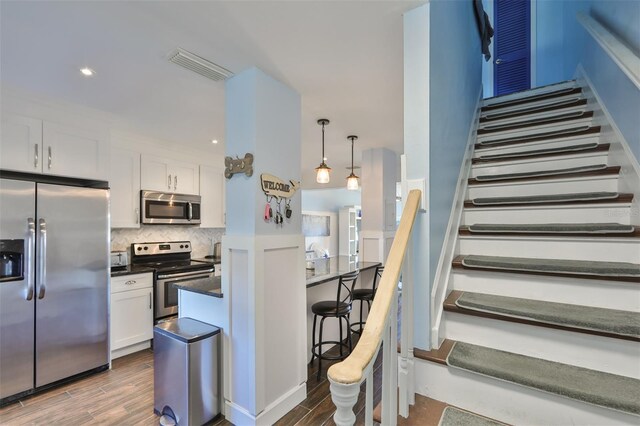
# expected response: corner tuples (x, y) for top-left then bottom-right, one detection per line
(310, 271), (359, 381)
(311, 301), (351, 316)
(352, 288), (375, 301)
(350, 265), (384, 335)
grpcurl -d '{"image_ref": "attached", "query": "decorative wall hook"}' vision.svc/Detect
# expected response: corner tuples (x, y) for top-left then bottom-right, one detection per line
(225, 153), (254, 179)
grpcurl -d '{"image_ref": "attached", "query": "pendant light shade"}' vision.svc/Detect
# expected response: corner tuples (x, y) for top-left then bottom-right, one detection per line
(316, 119), (331, 184)
(346, 135), (359, 191)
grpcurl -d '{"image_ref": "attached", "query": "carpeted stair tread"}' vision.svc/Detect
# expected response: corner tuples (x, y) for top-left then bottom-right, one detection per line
(476, 125), (600, 149)
(461, 223), (638, 237)
(469, 191), (628, 207)
(438, 407), (505, 426)
(480, 98), (587, 123)
(469, 164), (616, 184)
(458, 255), (640, 281)
(477, 110), (594, 135)
(472, 142), (605, 164)
(452, 291), (640, 340)
(481, 87), (582, 112)
(446, 341), (640, 415)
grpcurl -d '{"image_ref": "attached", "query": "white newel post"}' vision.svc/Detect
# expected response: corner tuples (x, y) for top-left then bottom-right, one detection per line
(329, 381), (360, 426)
(222, 67), (307, 426)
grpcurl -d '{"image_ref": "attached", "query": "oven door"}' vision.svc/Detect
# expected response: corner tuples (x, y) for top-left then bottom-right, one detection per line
(155, 269), (213, 320)
(141, 191), (201, 225)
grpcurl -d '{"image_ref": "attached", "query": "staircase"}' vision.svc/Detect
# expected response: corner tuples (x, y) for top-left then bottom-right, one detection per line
(411, 80), (640, 425)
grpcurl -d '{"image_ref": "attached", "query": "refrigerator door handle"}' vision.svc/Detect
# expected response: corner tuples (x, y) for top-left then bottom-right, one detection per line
(37, 218), (47, 299)
(25, 218), (35, 300)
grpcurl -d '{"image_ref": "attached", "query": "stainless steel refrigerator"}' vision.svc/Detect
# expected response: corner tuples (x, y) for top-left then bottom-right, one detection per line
(0, 177), (109, 403)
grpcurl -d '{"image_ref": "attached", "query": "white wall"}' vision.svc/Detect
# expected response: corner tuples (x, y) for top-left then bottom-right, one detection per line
(404, 0), (482, 349)
(302, 210), (338, 256)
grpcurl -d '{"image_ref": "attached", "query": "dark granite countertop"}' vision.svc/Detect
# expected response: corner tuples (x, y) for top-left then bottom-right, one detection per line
(110, 265), (156, 277)
(173, 276), (223, 298)
(194, 256), (221, 265)
(306, 256), (381, 288)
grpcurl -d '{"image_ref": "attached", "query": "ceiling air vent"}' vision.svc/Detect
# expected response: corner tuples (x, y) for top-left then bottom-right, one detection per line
(168, 48), (233, 81)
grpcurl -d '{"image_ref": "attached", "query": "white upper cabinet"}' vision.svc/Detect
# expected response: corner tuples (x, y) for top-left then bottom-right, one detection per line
(0, 114), (43, 173)
(1, 114), (109, 181)
(110, 148), (141, 228)
(141, 154), (199, 195)
(199, 165), (225, 228)
(43, 122), (109, 180)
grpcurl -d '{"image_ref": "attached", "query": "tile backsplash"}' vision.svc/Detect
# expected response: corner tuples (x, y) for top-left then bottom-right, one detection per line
(111, 226), (224, 259)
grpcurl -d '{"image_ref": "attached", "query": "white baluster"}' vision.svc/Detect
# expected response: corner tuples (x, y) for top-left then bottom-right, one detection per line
(329, 380), (360, 426)
(365, 367), (373, 426)
(399, 232), (416, 416)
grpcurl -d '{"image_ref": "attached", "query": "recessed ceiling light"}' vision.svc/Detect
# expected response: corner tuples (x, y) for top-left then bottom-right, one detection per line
(211, 139), (218, 144)
(80, 67), (95, 76)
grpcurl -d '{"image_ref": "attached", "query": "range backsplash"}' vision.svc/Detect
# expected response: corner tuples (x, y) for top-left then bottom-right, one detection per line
(111, 226), (224, 259)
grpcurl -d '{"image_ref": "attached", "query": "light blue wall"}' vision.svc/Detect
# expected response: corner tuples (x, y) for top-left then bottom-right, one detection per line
(580, 2), (640, 160)
(301, 188), (361, 213)
(404, 0), (482, 349)
(535, 0), (565, 86)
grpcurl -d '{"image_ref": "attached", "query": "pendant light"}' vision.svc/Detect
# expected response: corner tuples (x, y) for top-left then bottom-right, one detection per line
(346, 135), (359, 190)
(315, 119), (331, 184)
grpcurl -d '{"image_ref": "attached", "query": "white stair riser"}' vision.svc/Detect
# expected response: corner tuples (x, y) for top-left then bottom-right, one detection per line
(477, 119), (594, 143)
(458, 237), (639, 263)
(475, 134), (602, 157)
(479, 106), (589, 130)
(482, 81), (578, 106)
(467, 177), (619, 199)
(471, 154), (610, 178)
(450, 270), (640, 311)
(414, 360), (639, 426)
(480, 94), (585, 117)
(441, 312), (640, 378)
(463, 205), (633, 225)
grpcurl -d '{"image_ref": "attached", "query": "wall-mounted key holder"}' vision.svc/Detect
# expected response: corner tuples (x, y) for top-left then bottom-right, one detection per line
(260, 174), (299, 227)
(225, 153), (254, 179)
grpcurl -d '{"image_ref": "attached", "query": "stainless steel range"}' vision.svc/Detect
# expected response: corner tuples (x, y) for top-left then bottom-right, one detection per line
(131, 241), (214, 321)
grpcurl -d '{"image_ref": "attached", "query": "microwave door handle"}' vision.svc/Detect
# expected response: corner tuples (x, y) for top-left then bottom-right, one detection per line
(25, 218), (35, 300)
(188, 202), (193, 220)
(37, 218), (47, 299)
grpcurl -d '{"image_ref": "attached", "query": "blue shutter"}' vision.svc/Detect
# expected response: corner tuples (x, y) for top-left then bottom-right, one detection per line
(494, 0), (531, 96)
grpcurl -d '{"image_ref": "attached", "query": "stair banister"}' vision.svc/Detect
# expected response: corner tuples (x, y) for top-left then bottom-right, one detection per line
(328, 189), (422, 426)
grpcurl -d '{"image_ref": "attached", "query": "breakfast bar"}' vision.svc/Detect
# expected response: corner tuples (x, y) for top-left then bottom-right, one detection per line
(305, 256), (382, 363)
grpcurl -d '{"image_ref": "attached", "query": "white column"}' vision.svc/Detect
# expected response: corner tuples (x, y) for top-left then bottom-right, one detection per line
(222, 67), (307, 425)
(360, 148), (397, 263)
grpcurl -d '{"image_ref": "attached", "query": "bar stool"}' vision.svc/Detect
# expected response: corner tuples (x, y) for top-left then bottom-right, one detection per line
(350, 265), (384, 335)
(310, 271), (359, 381)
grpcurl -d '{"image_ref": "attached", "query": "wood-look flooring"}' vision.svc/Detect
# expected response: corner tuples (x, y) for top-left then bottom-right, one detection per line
(0, 338), (382, 426)
(0, 350), (232, 426)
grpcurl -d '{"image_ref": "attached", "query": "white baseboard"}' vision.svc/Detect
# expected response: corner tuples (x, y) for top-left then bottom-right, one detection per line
(225, 383), (306, 426)
(110, 340), (150, 361)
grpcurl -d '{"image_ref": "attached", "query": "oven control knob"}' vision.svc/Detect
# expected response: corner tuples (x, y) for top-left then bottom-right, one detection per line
(144, 246), (148, 251)
(180, 245), (184, 249)
(185, 244), (189, 248)
(137, 247), (142, 251)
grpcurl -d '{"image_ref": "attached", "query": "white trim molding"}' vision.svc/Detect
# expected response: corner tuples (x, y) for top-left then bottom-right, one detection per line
(577, 12), (640, 90)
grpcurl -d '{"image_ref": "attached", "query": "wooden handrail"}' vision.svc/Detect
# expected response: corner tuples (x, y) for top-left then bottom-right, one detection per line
(328, 189), (422, 384)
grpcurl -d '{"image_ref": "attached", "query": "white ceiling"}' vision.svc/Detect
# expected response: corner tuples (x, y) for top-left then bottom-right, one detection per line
(0, 0), (423, 188)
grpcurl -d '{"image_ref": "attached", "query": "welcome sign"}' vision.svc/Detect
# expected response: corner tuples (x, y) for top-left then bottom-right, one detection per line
(260, 173), (300, 200)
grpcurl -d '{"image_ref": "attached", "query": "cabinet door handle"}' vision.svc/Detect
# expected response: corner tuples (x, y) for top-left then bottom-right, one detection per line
(47, 146), (52, 169)
(149, 292), (152, 309)
(125, 280), (136, 285)
(168, 174), (172, 190)
(174, 175), (178, 191)
(135, 207), (140, 224)
(34, 144), (39, 168)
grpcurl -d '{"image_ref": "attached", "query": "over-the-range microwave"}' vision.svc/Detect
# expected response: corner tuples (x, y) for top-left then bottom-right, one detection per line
(140, 190), (201, 225)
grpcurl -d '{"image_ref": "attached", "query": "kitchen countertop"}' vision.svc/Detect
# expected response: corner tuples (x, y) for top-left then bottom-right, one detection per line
(306, 256), (381, 288)
(194, 256), (221, 265)
(173, 276), (223, 298)
(110, 265), (156, 277)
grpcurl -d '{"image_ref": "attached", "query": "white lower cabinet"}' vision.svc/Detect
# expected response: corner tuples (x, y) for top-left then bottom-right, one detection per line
(110, 273), (153, 360)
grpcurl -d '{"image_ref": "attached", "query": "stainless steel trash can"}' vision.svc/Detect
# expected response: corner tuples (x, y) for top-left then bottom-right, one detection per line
(154, 317), (220, 426)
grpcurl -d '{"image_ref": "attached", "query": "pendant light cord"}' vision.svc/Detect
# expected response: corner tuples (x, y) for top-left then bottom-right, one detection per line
(322, 123), (325, 162)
